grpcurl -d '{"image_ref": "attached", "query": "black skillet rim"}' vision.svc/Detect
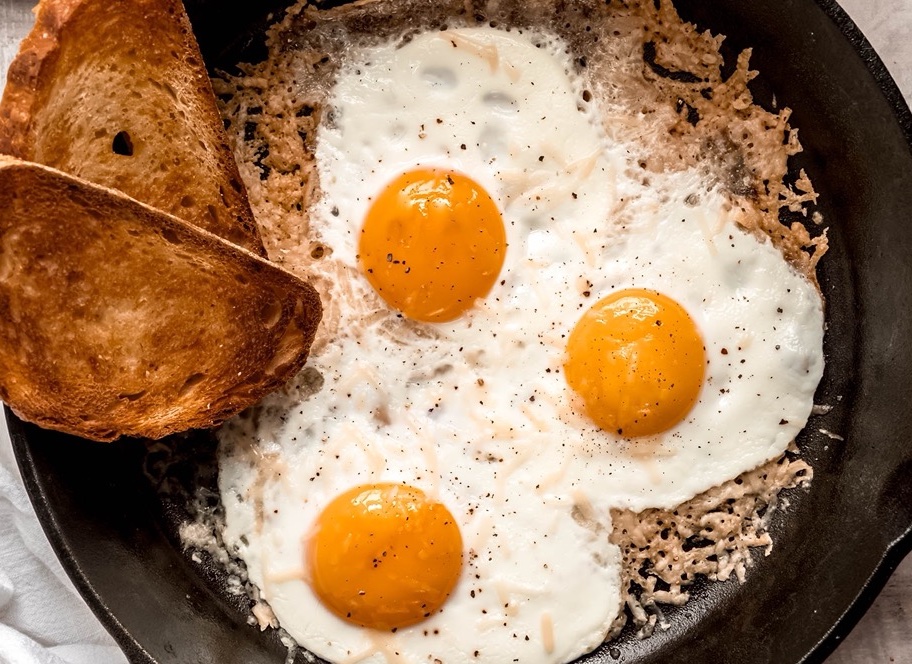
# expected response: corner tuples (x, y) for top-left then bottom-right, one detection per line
(10, 420), (151, 661)
(773, 0), (912, 653)
(9, 0), (912, 662)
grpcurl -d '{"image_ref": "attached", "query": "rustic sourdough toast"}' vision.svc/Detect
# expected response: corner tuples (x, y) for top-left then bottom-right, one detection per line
(0, 157), (321, 442)
(0, 0), (265, 255)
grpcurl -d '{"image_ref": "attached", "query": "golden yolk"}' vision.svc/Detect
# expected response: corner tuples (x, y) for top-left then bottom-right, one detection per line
(564, 289), (706, 437)
(307, 483), (463, 630)
(358, 169), (506, 323)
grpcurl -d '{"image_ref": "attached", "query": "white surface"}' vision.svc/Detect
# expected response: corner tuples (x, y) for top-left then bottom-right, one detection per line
(0, 416), (128, 664)
(0, 1), (909, 663)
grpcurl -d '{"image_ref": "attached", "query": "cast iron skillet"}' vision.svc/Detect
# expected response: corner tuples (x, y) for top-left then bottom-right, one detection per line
(9, 0), (912, 662)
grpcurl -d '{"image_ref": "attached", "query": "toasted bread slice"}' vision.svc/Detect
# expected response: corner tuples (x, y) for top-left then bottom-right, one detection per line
(0, 0), (265, 255)
(0, 157), (321, 442)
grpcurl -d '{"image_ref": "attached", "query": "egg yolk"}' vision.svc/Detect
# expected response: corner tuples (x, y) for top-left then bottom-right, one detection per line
(307, 483), (463, 630)
(358, 169), (506, 323)
(564, 289), (706, 437)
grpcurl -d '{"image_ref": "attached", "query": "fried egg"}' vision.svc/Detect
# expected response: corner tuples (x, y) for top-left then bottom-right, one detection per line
(218, 23), (824, 664)
(219, 402), (622, 664)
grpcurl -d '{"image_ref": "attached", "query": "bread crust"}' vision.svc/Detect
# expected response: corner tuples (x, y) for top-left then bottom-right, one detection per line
(0, 157), (322, 442)
(0, 0), (266, 255)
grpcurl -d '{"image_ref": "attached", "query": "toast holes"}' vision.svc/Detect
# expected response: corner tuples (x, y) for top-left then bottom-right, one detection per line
(117, 390), (147, 402)
(0, 244), (19, 283)
(112, 131), (134, 156)
(207, 205), (219, 222)
(261, 297), (283, 329)
(127, 229), (141, 237)
(228, 227), (249, 245)
(163, 81), (178, 101)
(310, 244), (326, 259)
(180, 195), (195, 208)
(265, 320), (305, 376)
(238, 371), (267, 395)
(179, 373), (206, 397)
(161, 228), (182, 245)
(235, 272), (249, 285)
(0, 246), (13, 282)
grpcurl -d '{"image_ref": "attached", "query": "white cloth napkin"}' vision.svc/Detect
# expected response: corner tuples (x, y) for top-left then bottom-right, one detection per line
(0, 418), (127, 664)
